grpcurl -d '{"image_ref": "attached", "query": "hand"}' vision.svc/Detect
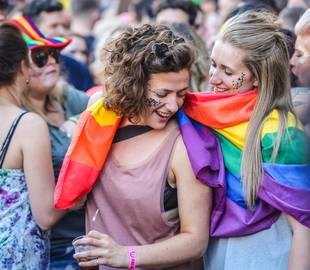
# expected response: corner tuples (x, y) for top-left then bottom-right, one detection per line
(60, 119), (77, 138)
(69, 195), (87, 211)
(73, 230), (128, 268)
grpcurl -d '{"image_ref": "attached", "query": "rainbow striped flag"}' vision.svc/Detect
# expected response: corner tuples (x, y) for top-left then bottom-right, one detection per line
(55, 90), (310, 238)
(55, 99), (221, 210)
(10, 16), (71, 50)
(178, 90), (310, 237)
(54, 100), (121, 209)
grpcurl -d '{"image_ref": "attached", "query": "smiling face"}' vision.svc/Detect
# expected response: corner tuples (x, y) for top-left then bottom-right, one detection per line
(209, 39), (256, 94)
(140, 68), (190, 129)
(290, 34), (310, 87)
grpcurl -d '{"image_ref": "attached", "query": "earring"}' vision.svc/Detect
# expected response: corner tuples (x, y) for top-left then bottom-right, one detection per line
(253, 80), (258, 87)
(26, 79), (30, 86)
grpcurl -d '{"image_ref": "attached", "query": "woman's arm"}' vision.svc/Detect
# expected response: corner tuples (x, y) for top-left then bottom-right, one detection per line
(288, 215), (310, 270)
(74, 136), (212, 268)
(21, 113), (83, 230)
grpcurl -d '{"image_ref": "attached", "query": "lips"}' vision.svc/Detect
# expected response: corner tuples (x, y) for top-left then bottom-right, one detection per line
(155, 110), (171, 119)
(213, 86), (229, 93)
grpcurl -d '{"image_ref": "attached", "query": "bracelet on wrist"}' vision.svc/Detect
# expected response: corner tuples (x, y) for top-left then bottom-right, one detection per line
(128, 246), (136, 269)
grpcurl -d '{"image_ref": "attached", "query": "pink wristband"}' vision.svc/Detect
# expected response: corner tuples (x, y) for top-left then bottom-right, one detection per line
(128, 246), (136, 269)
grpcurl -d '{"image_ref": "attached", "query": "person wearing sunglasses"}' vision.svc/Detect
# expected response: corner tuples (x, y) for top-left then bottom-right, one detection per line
(0, 22), (86, 270)
(10, 16), (89, 270)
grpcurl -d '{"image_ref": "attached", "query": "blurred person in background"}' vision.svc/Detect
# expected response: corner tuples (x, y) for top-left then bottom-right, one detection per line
(70, 0), (100, 64)
(290, 8), (310, 136)
(170, 22), (209, 92)
(287, 0), (310, 8)
(23, 0), (94, 91)
(10, 15), (89, 270)
(62, 33), (89, 65)
(0, 0), (9, 23)
(155, 0), (205, 35)
(279, 7), (306, 31)
(0, 22), (82, 269)
(22, 0), (70, 37)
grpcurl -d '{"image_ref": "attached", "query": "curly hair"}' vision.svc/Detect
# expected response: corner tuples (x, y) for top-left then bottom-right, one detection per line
(101, 24), (195, 122)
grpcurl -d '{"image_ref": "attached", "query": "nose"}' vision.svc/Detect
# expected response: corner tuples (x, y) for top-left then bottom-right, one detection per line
(48, 54), (57, 65)
(166, 95), (179, 113)
(209, 68), (222, 86)
(290, 52), (298, 67)
(56, 25), (68, 37)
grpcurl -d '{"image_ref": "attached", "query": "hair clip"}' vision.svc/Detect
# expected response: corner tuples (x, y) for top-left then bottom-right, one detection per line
(151, 42), (169, 58)
(172, 37), (185, 45)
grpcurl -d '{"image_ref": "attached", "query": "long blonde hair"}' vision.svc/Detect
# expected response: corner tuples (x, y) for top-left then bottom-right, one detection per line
(20, 81), (64, 125)
(220, 11), (295, 208)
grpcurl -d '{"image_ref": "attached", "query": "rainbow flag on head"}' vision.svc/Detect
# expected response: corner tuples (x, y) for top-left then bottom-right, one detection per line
(10, 16), (71, 50)
(178, 90), (310, 237)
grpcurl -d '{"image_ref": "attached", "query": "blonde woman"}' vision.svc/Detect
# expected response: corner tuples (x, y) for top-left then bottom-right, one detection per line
(181, 11), (310, 270)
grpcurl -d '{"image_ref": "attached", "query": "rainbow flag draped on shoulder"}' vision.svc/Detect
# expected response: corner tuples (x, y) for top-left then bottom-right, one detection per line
(179, 90), (310, 237)
(54, 100), (122, 209)
(55, 98), (221, 209)
(55, 90), (310, 237)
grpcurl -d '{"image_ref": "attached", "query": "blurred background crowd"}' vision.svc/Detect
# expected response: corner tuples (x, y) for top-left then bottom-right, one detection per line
(0, 0), (309, 95)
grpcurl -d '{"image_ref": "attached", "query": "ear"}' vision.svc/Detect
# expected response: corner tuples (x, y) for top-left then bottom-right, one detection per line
(253, 79), (258, 87)
(20, 59), (30, 81)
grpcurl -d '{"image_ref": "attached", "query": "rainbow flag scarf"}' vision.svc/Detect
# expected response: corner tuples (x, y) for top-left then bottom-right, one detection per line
(179, 90), (310, 237)
(55, 99), (221, 210)
(54, 100), (122, 209)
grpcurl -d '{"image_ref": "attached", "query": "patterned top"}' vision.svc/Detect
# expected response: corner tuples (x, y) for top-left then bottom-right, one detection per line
(0, 112), (48, 270)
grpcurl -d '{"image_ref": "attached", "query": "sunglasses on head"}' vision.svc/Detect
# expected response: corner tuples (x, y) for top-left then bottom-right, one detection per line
(31, 48), (61, 68)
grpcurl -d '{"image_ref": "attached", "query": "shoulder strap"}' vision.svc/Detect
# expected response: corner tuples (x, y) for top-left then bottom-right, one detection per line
(0, 111), (28, 168)
(112, 125), (153, 144)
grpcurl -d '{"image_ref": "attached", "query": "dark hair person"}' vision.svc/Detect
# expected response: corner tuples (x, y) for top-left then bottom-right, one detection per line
(10, 16), (89, 269)
(0, 23), (82, 269)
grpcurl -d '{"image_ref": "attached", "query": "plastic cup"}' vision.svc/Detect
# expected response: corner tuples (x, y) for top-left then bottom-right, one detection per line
(72, 235), (92, 254)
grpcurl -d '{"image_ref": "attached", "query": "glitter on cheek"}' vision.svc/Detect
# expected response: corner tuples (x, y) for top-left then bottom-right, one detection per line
(232, 72), (246, 89)
(145, 97), (161, 107)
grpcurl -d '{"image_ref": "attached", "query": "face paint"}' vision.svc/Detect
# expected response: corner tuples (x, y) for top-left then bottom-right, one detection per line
(145, 97), (161, 107)
(232, 72), (246, 89)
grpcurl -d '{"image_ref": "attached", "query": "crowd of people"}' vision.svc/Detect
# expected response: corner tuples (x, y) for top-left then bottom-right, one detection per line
(0, 0), (309, 270)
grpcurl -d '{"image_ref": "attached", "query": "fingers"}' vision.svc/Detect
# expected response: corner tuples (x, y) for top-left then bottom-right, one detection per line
(74, 249), (107, 260)
(88, 230), (107, 239)
(77, 256), (105, 268)
(73, 237), (105, 248)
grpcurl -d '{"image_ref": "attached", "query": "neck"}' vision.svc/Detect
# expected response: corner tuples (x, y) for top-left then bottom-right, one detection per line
(0, 86), (21, 107)
(29, 93), (47, 114)
(120, 117), (145, 127)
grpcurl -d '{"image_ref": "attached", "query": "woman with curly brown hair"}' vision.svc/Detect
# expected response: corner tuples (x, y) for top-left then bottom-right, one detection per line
(56, 24), (215, 269)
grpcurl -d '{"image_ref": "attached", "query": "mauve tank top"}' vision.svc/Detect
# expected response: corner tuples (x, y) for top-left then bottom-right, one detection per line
(86, 124), (191, 270)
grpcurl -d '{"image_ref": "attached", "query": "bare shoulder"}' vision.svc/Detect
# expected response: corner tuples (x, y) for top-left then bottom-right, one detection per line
(88, 91), (104, 108)
(17, 112), (49, 141)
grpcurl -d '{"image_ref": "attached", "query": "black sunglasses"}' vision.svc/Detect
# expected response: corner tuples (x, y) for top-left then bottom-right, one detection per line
(31, 48), (61, 68)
